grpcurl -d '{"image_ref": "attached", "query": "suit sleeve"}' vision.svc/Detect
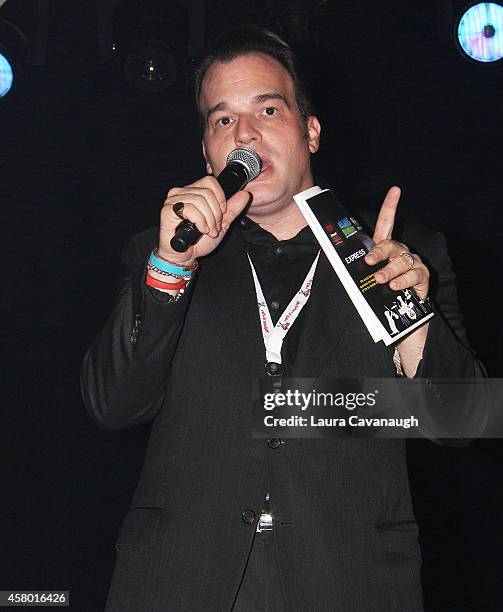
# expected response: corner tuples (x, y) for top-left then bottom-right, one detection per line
(409, 230), (486, 378)
(80, 233), (194, 430)
(359, 209), (485, 378)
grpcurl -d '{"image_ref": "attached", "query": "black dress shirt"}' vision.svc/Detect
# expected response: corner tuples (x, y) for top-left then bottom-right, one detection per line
(239, 215), (320, 374)
(239, 215), (321, 531)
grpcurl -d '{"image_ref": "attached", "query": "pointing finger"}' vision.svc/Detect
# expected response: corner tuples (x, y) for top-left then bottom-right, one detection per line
(372, 186), (401, 244)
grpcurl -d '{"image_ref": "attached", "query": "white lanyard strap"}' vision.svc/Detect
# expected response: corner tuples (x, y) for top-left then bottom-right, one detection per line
(248, 252), (320, 366)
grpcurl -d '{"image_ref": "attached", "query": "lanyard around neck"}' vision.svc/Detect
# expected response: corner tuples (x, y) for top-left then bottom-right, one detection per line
(247, 252), (320, 373)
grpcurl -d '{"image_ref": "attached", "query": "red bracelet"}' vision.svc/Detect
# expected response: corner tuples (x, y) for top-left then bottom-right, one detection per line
(146, 274), (187, 290)
(153, 249), (198, 271)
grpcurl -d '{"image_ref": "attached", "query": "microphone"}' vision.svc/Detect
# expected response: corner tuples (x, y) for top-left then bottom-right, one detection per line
(170, 148), (262, 252)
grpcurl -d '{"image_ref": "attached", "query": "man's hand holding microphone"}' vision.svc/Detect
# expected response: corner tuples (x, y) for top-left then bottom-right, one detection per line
(147, 148), (261, 295)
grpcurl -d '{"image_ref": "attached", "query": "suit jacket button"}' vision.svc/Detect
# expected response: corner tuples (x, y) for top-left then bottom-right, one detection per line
(265, 362), (285, 376)
(241, 510), (256, 524)
(268, 437), (282, 449)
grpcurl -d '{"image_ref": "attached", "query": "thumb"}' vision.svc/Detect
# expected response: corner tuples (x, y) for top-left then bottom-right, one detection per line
(222, 191), (251, 228)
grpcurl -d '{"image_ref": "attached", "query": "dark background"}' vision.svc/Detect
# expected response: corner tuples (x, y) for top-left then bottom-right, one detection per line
(1, 1), (502, 610)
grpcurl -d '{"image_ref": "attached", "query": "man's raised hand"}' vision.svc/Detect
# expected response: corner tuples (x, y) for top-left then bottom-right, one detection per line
(364, 186), (429, 300)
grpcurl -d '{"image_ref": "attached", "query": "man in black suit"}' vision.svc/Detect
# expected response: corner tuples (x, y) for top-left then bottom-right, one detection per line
(81, 26), (482, 611)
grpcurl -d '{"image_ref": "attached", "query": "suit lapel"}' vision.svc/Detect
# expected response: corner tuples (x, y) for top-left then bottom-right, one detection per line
(292, 252), (362, 377)
(200, 230), (265, 374)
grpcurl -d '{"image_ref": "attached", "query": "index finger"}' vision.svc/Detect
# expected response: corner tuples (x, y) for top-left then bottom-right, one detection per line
(191, 175), (226, 209)
(372, 186), (401, 243)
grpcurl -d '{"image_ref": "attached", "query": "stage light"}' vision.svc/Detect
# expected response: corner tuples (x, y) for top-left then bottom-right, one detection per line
(123, 39), (177, 93)
(456, 2), (503, 63)
(109, 0), (190, 94)
(0, 50), (14, 97)
(0, 17), (28, 100)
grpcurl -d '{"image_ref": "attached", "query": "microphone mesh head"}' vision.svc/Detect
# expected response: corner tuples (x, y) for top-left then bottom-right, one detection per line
(226, 148), (262, 181)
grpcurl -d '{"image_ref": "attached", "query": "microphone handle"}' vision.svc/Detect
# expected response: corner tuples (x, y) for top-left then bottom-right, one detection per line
(170, 163), (249, 253)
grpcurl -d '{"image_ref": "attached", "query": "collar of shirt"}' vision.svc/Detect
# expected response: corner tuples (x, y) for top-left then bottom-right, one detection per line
(238, 215), (319, 262)
(237, 175), (331, 260)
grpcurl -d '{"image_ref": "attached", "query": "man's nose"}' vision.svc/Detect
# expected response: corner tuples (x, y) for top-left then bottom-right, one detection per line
(234, 116), (260, 147)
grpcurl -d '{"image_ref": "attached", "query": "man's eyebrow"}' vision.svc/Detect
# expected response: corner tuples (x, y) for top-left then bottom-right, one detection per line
(206, 101), (228, 121)
(252, 92), (290, 107)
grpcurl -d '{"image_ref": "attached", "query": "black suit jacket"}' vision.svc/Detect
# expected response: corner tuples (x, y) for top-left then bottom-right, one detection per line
(81, 214), (482, 611)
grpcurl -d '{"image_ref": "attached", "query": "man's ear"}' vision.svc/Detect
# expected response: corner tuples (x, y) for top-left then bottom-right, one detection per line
(307, 116), (321, 153)
(202, 141), (213, 175)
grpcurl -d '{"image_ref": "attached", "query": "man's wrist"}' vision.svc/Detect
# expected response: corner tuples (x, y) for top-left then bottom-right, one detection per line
(147, 269), (184, 295)
(156, 247), (196, 268)
(146, 249), (198, 294)
(396, 322), (429, 378)
(145, 272), (195, 301)
(146, 285), (186, 301)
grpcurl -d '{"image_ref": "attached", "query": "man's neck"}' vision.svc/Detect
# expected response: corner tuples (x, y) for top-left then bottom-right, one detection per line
(247, 202), (308, 241)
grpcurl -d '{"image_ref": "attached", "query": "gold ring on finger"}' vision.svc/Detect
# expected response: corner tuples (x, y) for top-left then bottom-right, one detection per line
(400, 251), (414, 270)
(173, 201), (185, 219)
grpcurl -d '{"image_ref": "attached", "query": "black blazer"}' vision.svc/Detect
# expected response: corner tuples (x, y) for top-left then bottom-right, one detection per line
(81, 216), (482, 611)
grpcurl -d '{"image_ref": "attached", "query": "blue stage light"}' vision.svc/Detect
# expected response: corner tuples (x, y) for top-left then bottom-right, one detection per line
(0, 51), (14, 97)
(457, 2), (503, 63)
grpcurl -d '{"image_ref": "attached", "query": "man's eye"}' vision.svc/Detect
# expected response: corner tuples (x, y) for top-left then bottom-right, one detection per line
(216, 116), (232, 126)
(263, 107), (278, 116)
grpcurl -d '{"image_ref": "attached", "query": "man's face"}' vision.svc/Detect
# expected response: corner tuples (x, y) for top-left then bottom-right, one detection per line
(199, 53), (320, 214)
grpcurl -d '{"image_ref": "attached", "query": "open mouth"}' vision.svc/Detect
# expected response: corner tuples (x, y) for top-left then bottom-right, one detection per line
(255, 157), (271, 180)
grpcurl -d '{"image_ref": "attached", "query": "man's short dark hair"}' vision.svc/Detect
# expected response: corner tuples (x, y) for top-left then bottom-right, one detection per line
(193, 25), (315, 129)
